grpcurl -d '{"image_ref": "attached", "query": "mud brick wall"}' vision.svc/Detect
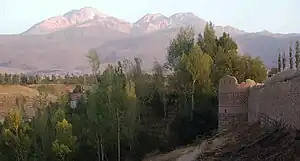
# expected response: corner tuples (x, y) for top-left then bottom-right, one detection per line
(218, 75), (255, 130)
(219, 69), (300, 131)
(250, 71), (300, 130)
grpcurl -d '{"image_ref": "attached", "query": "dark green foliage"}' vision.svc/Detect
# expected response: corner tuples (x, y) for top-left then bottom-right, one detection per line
(289, 43), (294, 69)
(283, 51), (286, 70)
(296, 41), (300, 68)
(278, 49), (282, 72)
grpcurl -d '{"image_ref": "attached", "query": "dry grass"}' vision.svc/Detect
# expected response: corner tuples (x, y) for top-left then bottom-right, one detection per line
(27, 84), (75, 95)
(0, 84), (75, 119)
(0, 85), (40, 97)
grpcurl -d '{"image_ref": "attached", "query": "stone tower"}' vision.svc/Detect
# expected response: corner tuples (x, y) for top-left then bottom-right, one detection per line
(218, 75), (255, 131)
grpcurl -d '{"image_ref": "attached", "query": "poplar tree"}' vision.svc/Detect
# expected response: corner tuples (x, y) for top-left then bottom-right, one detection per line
(295, 40), (300, 68)
(181, 45), (213, 120)
(282, 51), (286, 70)
(278, 49), (282, 72)
(289, 42), (294, 69)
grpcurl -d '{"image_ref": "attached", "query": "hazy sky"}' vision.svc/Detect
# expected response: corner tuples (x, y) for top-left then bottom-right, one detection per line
(1, 0), (299, 34)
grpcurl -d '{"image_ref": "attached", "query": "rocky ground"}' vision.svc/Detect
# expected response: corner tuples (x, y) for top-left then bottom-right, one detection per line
(143, 123), (297, 161)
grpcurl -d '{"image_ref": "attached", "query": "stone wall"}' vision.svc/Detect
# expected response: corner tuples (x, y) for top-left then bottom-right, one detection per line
(219, 69), (300, 131)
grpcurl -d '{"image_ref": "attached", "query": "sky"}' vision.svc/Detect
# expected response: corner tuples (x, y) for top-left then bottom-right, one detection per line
(0, 0), (299, 34)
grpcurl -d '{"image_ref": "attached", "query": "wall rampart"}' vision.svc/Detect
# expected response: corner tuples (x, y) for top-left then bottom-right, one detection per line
(219, 69), (300, 131)
(218, 75), (256, 130)
(249, 69), (300, 130)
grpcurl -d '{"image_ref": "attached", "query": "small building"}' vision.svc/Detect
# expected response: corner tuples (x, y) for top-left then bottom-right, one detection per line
(70, 85), (83, 109)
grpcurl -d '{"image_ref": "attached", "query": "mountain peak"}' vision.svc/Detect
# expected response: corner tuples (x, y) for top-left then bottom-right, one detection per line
(139, 13), (167, 23)
(23, 7), (109, 35)
(171, 12), (195, 17)
(133, 13), (169, 33)
(64, 7), (107, 19)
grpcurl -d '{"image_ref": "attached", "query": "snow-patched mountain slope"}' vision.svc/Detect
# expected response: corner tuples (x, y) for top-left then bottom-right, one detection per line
(22, 7), (131, 35)
(132, 12), (208, 33)
(1, 7), (300, 74)
(23, 6), (245, 36)
(133, 13), (170, 33)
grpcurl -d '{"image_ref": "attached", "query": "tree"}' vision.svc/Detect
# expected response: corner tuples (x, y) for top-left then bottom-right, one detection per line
(0, 73), (4, 84)
(181, 45), (213, 120)
(51, 75), (57, 84)
(52, 119), (76, 161)
(86, 50), (100, 83)
(4, 73), (12, 85)
(296, 40), (300, 68)
(85, 85), (113, 161)
(243, 56), (267, 82)
(2, 109), (32, 161)
(152, 61), (167, 117)
(167, 26), (195, 70)
(199, 22), (217, 60)
(289, 42), (294, 69)
(20, 74), (28, 85)
(217, 32), (238, 54)
(123, 80), (139, 159)
(12, 74), (19, 84)
(282, 51), (286, 70)
(278, 49), (282, 72)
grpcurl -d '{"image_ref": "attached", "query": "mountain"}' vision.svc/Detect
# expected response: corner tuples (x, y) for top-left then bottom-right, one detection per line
(0, 7), (299, 74)
(22, 7), (129, 35)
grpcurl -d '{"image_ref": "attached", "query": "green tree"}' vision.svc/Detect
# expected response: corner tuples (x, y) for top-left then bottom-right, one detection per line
(11, 74), (19, 84)
(166, 27), (196, 111)
(289, 42), (294, 69)
(20, 74), (28, 85)
(199, 22), (217, 60)
(86, 50), (100, 83)
(167, 26), (195, 70)
(181, 45), (213, 120)
(0, 73), (4, 84)
(282, 51), (286, 70)
(52, 119), (76, 161)
(30, 106), (53, 161)
(217, 32), (238, 53)
(2, 109), (32, 161)
(152, 61), (167, 117)
(243, 56), (267, 82)
(278, 49), (282, 72)
(51, 75), (57, 84)
(4, 73), (12, 85)
(296, 40), (300, 68)
(85, 84), (114, 161)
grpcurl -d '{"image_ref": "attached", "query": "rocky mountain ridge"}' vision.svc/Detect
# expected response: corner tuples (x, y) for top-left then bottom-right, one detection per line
(0, 7), (299, 74)
(23, 7), (245, 36)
